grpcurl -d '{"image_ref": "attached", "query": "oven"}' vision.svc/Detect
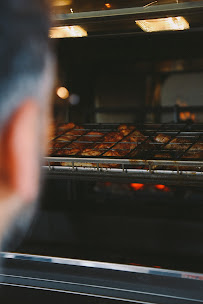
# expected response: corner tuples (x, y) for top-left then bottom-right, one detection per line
(1, 1), (203, 303)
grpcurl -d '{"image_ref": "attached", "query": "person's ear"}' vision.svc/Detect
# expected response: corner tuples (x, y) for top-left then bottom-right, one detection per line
(0, 101), (40, 203)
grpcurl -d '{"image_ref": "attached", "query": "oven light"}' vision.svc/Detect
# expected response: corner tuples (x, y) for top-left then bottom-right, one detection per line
(57, 87), (69, 99)
(136, 17), (189, 32)
(105, 3), (111, 8)
(52, 0), (72, 6)
(50, 26), (87, 38)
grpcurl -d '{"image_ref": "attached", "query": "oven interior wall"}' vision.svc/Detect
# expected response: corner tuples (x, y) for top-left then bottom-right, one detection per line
(55, 30), (203, 123)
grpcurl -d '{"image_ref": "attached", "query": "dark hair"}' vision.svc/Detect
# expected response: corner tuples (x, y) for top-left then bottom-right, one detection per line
(0, 0), (54, 126)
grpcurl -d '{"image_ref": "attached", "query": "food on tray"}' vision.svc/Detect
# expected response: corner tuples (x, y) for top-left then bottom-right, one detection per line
(154, 133), (170, 144)
(48, 123), (203, 169)
(54, 123), (84, 137)
(118, 124), (135, 136)
(56, 129), (85, 142)
(56, 148), (80, 156)
(154, 133), (203, 152)
(77, 131), (105, 143)
(80, 149), (103, 156)
(95, 132), (124, 150)
(103, 150), (128, 157)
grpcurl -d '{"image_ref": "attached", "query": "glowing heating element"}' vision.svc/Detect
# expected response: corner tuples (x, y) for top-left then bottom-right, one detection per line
(136, 17), (189, 32)
(50, 26), (87, 38)
(130, 183), (144, 191)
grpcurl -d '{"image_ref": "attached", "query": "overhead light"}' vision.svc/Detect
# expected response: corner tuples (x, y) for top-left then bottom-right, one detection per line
(57, 87), (69, 99)
(52, 0), (72, 6)
(50, 26), (87, 38)
(136, 17), (189, 32)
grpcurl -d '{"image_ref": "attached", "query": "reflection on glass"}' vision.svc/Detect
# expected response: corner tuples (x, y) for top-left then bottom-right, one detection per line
(136, 17), (189, 32)
(52, 0), (199, 14)
(50, 26), (87, 38)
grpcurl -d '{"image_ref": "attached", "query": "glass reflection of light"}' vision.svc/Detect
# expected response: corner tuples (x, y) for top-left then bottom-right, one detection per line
(50, 26), (87, 38)
(136, 17), (189, 32)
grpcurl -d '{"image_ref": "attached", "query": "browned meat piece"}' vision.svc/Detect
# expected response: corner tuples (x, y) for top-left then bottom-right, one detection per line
(56, 135), (76, 142)
(78, 131), (104, 143)
(57, 122), (76, 130)
(154, 134), (191, 150)
(117, 125), (135, 136)
(153, 153), (172, 159)
(48, 141), (67, 156)
(114, 139), (137, 150)
(103, 150), (128, 157)
(57, 129), (85, 142)
(55, 148), (80, 156)
(67, 142), (88, 150)
(128, 130), (145, 143)
(52, 142), (67, 149)
(154, 133), (171, 144)
(55, 122), (76, 136)
(114, 130), (145, 150)
(95, 132), (124, 150)
(80, 149), (103, 156)
(189, 142), (203, 151)
(104, 132), (124, 142)
(165, 138), (191, 150)
(117, 124), (129, 131)
(181, 151), (203, 159)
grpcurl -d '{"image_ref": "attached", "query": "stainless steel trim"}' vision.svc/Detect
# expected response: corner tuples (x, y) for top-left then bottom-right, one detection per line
(1, 252), (203, 281)
(45, 156), (203, 167)
(43, 165), (203, 176)
(54, 1), (203, 24)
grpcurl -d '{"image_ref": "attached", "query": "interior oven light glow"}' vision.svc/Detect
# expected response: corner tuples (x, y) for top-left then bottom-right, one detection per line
(50, 26), (87, 38)
(136, 17), (190, 32)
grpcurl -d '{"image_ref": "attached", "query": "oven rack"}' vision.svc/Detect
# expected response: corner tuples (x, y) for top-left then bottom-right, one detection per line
(45, 122), (203, 185)
(44, 157), (203, 186)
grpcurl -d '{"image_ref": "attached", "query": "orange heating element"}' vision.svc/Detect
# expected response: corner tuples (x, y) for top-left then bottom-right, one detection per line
(177, 101), (195, 122)
(155, 184), (170, 192)
(130, 183), (144, 191)
(179, 111), (195, 121)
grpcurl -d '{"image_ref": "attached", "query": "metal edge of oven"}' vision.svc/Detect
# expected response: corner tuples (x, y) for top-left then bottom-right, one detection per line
(0, 252), (203, 303)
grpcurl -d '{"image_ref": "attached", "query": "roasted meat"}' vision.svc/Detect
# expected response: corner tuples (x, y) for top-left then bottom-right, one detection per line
(95, 132), (124, 150)
(117, 124), (135, 136)
(55, 148), (80, 156)
(154, 133), (203, 152)
(78, 131), (104, 143)
(80, 149), (103, 156)
(57, 129), (85, 142)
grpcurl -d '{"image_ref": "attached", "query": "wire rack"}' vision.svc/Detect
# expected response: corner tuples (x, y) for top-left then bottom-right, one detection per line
(44, 123), (203, 185)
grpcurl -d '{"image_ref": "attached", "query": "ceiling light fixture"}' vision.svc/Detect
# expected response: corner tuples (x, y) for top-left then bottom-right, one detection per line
(52, 0), (72, 7)
(49, 26), (87, 38)
(136, 16), (189, 32)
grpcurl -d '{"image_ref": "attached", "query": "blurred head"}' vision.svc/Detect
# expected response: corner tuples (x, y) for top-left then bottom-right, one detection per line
(0, 0), (55, 250)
